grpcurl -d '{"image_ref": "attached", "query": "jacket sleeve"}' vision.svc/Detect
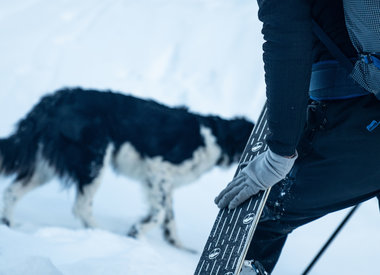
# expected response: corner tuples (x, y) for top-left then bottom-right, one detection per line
(258, 0), (313, 156)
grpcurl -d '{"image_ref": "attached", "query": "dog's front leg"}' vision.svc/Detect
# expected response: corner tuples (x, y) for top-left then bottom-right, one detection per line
(161, 191), (181, 247)
(127, 179), (166, 239)
(162, 190), (197, 253)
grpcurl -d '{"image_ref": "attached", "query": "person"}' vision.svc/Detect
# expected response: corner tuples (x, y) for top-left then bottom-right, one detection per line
(215, 0), (380, 274)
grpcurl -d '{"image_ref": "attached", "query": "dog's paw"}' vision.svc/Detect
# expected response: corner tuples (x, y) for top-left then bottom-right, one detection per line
(0, 217), (10, 227)
(166, 238), (197, 254)
(81, 220), (97, 229)
(127, 226), (140, 239)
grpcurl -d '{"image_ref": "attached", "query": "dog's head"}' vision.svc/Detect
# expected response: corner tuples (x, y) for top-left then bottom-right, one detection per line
(210, 116), (254, 167)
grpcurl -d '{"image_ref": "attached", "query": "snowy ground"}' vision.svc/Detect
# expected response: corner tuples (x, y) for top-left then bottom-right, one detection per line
(0, 1), (379, 274)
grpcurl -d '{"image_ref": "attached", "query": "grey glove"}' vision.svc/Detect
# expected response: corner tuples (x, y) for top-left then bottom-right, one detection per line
(215, 149), (297, 209)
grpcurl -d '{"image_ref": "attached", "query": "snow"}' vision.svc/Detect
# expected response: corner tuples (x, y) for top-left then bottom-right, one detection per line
(0, 1), (379, 274)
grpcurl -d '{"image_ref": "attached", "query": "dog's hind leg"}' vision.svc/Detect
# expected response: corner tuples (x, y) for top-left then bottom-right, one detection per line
(2, 180), (44, 226)
(1, 160), (54, 226)
(127, 179), (167, 239)
(72, 178), (101, 228)
(72, 144), (113, 228)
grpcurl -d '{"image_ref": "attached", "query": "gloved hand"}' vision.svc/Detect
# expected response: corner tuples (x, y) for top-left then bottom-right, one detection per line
(215, 149), (297, 209)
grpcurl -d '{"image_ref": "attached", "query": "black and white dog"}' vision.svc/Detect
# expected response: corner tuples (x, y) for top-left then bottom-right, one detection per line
(0, 87), (253, 249)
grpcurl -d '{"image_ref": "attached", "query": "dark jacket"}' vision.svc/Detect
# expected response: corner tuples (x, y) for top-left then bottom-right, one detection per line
(258, 0), (357, 156)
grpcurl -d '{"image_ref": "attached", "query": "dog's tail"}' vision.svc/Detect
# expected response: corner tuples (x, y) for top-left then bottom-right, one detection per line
(0, 103), (46, 180)
(0, 132), (40, 183)
(0, 92), (61, 182)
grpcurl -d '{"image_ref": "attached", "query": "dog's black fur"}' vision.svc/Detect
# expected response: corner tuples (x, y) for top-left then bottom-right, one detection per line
(0, 87), (253, 249)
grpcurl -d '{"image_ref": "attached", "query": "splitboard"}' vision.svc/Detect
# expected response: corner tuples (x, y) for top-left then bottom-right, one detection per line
(195, 102), (271, 275)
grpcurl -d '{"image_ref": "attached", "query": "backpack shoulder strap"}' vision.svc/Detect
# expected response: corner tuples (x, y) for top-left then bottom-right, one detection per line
(311, 19), (354, 72)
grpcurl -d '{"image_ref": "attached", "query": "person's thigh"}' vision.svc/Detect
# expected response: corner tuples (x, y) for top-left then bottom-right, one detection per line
(270, 94), (380, 219)
(247, 95), (380, 272)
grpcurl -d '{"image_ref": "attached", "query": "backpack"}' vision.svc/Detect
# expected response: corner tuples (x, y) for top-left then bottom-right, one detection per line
(312, 0), (380, 99)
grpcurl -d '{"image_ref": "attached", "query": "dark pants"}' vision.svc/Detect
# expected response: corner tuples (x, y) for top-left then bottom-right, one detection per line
(246, 94), (380, 273)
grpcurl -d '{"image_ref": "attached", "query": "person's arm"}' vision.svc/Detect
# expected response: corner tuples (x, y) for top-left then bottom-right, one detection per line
(258, 0), (313, 156)
(215, 0), (314, 209)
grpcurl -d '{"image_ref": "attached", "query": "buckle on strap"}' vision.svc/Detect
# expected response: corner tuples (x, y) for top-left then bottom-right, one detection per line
(360, 53), (380, 69)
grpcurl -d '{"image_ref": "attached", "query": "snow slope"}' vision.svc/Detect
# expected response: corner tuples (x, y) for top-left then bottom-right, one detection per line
(0, 1), (379, 274)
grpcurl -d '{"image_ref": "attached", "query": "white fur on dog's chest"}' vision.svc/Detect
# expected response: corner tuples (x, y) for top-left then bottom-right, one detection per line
(113, 126), (222, 186)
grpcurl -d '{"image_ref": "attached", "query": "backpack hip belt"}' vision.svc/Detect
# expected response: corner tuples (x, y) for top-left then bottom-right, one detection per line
(309, 60), (370, 101)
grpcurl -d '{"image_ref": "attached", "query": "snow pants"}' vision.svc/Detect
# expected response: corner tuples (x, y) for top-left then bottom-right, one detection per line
(246, 94), (380, 273)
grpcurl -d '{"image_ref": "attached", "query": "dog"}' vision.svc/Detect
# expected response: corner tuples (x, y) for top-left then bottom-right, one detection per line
(0, 87), (253, 249)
